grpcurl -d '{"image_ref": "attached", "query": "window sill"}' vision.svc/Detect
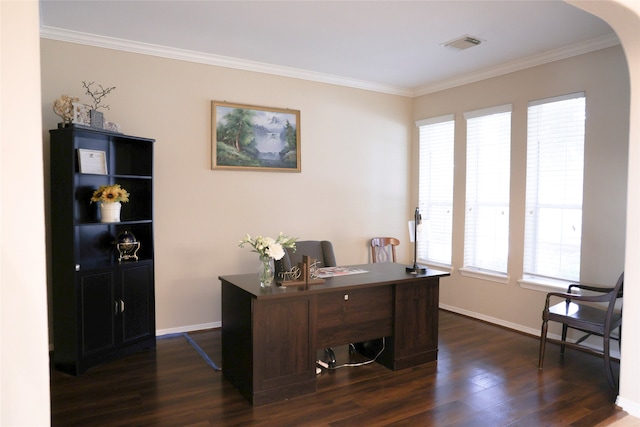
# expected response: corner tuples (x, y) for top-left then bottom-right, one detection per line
(459, 267), (508, 284)
(421, 261), (453, 273)
(518, 275), (572, 293)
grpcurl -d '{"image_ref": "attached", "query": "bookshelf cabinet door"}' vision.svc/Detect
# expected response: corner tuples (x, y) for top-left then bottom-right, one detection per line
(79, 269), (117, 357)
(119, 261), (155, 345)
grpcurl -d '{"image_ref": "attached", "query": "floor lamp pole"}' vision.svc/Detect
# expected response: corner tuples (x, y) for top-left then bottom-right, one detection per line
(406, 207), (427, 274)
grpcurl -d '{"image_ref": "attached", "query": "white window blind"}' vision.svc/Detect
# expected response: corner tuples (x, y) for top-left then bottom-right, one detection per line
(463, 105), (512, 274)
(524, 92), (585, 282)
(417, 115), (454, 266)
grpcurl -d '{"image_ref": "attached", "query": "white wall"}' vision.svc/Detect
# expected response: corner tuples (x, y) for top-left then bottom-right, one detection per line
(568, 0), (640, 417)
(412, 45), (629, 335)
(40, 40), (414, 332)
(0, 1), (51, 426)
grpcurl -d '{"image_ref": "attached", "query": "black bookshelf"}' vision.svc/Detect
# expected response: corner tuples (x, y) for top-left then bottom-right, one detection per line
(49, 125), (156, 375)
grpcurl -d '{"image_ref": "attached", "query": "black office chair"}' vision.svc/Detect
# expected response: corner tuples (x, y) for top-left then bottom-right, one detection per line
(276, 240), (338, 367)
(277, 240), (337, 272)
(538, 272), (624, 388)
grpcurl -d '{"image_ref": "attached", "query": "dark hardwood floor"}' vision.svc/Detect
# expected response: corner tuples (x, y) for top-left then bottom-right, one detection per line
(50, 310), (625, 426)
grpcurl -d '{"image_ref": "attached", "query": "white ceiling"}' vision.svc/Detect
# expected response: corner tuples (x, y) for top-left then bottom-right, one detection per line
(39, 1), (618, 97)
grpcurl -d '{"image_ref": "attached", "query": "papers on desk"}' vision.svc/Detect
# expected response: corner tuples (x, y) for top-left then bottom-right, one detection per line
(315, 266), (368, 278)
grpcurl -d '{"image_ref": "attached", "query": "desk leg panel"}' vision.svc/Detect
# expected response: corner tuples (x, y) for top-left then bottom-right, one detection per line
(221, 280), (254, 402)
(222, 282), (316, 406)
(380, 278), (440, 370)
(252, 296), (316, 405)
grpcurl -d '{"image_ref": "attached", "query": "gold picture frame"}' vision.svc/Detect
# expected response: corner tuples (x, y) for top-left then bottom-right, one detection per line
(212, 101), (300, 172)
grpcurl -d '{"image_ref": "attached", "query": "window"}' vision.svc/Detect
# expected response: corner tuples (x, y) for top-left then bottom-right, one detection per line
(524, 93), (585, 282)
(463, 105), (512, 276)
(416, 115), (454, 266)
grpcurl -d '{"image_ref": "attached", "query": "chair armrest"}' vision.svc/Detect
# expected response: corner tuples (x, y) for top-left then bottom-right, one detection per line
(544, 290), (616, 310)
(567, 283), (614, 293)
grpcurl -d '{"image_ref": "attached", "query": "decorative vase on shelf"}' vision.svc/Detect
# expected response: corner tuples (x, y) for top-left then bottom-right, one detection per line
(90, 110), (104, 129)
(100, 202), (121, 223)
(258, 256), (275, 288)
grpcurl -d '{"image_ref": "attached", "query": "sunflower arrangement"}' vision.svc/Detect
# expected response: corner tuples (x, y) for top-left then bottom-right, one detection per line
(90, 184), (130, 204)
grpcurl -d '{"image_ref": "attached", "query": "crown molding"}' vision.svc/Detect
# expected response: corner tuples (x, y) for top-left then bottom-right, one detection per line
(39, 26), (414, 97)
(40, 26), (618, 99)
(412, 33), (620, 97)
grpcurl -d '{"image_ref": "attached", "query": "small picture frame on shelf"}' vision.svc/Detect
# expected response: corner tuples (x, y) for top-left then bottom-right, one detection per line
(77, 149), (108, 174)
(104, 121), (122, 133)
(72, 102), (91, 126)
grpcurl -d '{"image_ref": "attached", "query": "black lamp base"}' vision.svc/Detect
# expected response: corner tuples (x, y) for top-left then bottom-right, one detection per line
(406, 263), (427, 274)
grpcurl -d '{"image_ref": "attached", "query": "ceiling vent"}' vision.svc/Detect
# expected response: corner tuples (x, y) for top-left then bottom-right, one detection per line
(442, 35), (483, 51)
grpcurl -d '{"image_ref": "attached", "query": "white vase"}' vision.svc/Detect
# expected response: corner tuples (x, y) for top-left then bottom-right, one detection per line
(100, 202), (121, 222)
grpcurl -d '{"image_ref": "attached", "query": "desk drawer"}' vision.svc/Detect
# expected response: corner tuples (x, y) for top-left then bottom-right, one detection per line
(316, 286), (393, 348)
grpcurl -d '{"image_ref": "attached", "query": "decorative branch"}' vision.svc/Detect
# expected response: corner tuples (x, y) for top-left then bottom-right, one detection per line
(82, 81), (116, 111)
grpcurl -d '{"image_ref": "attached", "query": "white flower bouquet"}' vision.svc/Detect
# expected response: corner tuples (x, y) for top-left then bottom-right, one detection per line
(239, 233), (297, 260)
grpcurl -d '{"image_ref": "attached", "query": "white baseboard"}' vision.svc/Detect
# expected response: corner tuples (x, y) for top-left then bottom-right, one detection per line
(438, 303), (620, 358)
(616, 396), (640, 419)
(157, 321), (221, 337)
(49, 321), (222, 351)
(439, 303), (540, 336)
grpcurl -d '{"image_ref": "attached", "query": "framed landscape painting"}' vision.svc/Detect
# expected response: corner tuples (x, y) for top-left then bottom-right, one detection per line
(212, 101), (301, 172)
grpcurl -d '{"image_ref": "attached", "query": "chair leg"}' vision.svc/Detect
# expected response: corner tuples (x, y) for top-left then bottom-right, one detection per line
(619, 323), (622, 349)
(538, 320), (548, 369)
(560, 324), (568, 354)
(603, 332), (616, 388)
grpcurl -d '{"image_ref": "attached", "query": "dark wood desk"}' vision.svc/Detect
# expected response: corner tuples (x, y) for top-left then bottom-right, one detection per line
(220, 263), (449, 406)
